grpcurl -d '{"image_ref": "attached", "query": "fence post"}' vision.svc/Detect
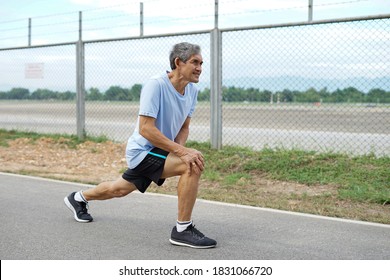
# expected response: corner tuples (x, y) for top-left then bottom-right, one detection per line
(140, 2), (144, 36)
(308, 0), (313, 22)
(210, 28), (222, 150)
(76, 39), (86, 140)
(28, 18), (31, 46)
(79, 11), (82, 41)
(214, 0), (219, 28)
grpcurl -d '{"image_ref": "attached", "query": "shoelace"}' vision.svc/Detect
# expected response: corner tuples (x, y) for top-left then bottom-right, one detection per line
(187, 224), (205, 239)
(79, 201), (89, 213)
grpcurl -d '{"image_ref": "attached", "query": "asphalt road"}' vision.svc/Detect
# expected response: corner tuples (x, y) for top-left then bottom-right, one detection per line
(0, 172), (389, 260)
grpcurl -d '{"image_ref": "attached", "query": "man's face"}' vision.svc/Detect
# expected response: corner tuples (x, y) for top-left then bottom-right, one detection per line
(178, 54), (203, 83)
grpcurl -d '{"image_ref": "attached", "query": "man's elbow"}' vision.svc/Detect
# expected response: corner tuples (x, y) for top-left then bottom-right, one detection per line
(139, 126), (149, 139)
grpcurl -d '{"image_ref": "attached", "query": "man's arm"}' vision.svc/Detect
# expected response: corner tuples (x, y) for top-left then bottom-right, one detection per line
(174, 117), (191, 146)
(139, 115), (204, 173)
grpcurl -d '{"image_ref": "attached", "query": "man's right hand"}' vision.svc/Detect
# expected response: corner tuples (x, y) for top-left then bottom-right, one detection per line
(176, 147), (205, 175)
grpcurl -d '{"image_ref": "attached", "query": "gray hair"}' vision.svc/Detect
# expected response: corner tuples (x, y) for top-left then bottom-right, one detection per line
(169, 42), (201, 70)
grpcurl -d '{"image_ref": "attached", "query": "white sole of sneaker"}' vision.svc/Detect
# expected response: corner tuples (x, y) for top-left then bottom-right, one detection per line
(64, 197), (92, 223)
(169, 238), (216, 249)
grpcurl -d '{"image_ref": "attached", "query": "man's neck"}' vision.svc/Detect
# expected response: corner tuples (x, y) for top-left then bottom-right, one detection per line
(168, 71), (188, 95)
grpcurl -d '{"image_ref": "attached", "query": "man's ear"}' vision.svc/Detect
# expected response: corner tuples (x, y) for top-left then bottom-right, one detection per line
(174, 57), (181, 69)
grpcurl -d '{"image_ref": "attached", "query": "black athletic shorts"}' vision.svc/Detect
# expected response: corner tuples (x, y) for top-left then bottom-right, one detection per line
(122, 147), (169, 193)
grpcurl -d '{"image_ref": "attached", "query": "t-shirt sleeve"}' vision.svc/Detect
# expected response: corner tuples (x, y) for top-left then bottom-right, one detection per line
(139, 79), (160, 118)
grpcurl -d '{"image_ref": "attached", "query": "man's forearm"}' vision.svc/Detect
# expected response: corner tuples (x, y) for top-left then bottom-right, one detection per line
(139, 123), (186, 156)
(174, 127), (189, 146)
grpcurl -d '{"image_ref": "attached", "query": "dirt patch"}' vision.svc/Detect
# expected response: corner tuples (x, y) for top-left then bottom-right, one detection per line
(0, 137), (389, 224)
(0, 137), (127, 183)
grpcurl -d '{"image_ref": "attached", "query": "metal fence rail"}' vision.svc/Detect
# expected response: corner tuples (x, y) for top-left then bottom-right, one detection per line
(0, 15), (389, 156)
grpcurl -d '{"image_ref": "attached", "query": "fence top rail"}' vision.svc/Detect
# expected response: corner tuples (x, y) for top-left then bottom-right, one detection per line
(220, 13), (390, 33)
(0, 41), (76, 51)
(83, 29), (211, 45)
(0, 29), (212, 51)
(0, 13), (389, 51)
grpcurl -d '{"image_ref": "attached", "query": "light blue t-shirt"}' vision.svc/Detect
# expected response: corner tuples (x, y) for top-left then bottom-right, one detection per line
(125, 72), (198, 169)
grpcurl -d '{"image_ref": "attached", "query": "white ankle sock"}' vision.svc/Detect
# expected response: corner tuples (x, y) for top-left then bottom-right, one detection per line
(74, 191), (86, 203)
(176, 220), (192, 232)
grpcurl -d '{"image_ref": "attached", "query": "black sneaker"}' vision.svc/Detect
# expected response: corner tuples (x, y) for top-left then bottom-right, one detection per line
(64, 192), (93, 223)
(169, 224), (217, 249)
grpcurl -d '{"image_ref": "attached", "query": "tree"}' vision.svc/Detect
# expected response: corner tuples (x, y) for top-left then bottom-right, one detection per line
(86, 87), (103, 101)
(198, 88), (210, 101)
(31, 89), (57, 100)
(367, 88), (390, 103)
(318, 87), (330, 102)
(0, 85), (388, 104)
(59, 91), (76, 100)
(223, 86), (242, 102)
(342, 87), (364, 103)
(295, 87), (320, 102)
(104, 86), (127, 101)
(9, 88), (30, 99)
(129, 84), (142, 101)
(280, 89), (294, 102)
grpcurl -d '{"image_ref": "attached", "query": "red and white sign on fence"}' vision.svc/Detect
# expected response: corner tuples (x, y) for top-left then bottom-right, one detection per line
(25, 63), (44, 79)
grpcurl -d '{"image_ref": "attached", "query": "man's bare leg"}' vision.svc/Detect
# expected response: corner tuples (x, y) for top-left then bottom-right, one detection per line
(64, 177), (137, 222)
(176, 171), (200, 222)
(161, 153), (201, 222)
(163, 154), (217, 248)
(83, 177), (138, 201)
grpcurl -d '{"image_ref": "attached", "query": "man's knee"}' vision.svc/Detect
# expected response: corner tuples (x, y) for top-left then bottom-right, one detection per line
(110, 179), (136, 197)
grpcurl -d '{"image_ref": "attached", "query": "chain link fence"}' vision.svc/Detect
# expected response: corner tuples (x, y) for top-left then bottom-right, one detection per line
(221, 17), (390, 155)
(83, 33), (211, 141)
(0, 15), (389, 156)
(0, 44), (77, 135)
